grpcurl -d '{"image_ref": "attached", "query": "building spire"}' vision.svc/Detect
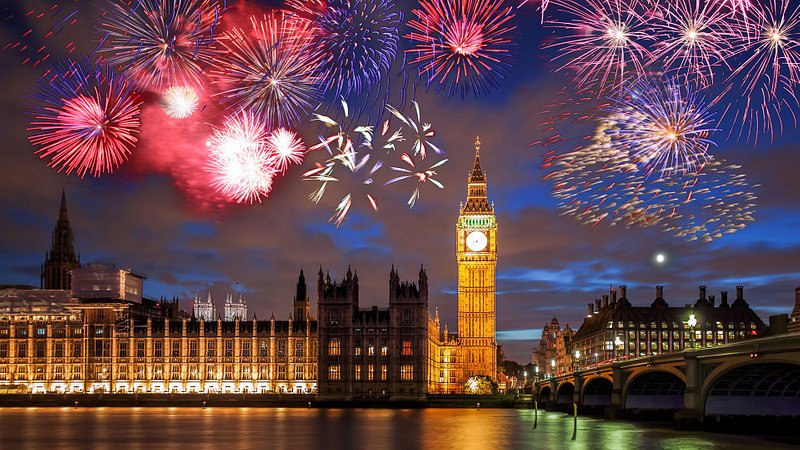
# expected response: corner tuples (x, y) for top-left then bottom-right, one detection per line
(462, 136), (492, 213)
(469, 136), (485, 183)
(59, 188), (68, 222)
(42, 189), (80, 290)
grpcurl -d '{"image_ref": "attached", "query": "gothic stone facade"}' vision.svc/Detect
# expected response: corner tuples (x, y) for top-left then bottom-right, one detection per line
(317, 266), (428, 400)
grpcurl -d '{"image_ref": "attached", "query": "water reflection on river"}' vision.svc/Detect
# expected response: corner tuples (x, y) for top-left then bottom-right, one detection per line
(0, 407), (794, 449)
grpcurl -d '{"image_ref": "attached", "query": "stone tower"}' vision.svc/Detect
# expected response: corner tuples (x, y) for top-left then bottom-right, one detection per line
(41, 189), (80, 290)
(455, 137), (498, 381)
(294, 269), (311, 321)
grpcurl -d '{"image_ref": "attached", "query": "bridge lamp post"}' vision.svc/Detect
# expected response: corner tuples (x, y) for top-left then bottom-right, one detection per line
(574, 350), (581, 371)
(551, 359), (556, 378)
(688, 313), (697, 349)
(614, 336), (623, 360)
(535, 365), (539, 382)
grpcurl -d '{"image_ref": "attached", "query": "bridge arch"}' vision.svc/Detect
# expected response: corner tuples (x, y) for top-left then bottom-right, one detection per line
(537, 385), (552, 403)
(582, 376), (613, 406)
(556, 381), (574, 405)
(704, 361), (800, 417)
(624, 369), (685, 410)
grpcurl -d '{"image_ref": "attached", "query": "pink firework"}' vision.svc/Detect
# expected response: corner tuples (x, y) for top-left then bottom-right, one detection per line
(648, 0), (739, 86)
(725, 0), (800, 141)
(405, 0), (517, 98)
(28, 60), (142, 178)
(206, 112), (274, 204)
(266, 128), (306, 174)
(545, 0), (653, 92)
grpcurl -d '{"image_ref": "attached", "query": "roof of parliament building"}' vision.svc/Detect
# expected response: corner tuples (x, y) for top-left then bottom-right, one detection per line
(573, 285), (766, 342)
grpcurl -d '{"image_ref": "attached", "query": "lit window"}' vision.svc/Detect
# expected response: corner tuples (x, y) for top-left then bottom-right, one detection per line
(355, 365), (362, 381)
(380, 364), (387, 380)
(328, 338), (341, 356)
(328, 364), (341, 381)
(401, 364), (414, 381)
(367, 364), (374, 381)
(402, 340), (413, 356)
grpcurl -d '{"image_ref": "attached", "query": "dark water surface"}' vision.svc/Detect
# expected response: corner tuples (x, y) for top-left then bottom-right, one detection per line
(0, 407), (795, 449)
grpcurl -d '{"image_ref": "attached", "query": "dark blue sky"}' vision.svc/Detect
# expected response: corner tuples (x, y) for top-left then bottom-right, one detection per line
(2, 0), (800, 361)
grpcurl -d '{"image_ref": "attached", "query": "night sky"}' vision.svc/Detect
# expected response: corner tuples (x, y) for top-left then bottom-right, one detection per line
(2, 0), (800, 362)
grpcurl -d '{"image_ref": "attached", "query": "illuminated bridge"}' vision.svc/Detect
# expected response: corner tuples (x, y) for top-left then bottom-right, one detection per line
(533, 333), (800, 427)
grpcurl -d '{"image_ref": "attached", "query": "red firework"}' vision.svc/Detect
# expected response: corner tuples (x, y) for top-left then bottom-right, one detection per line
(28, 60), (142, 178)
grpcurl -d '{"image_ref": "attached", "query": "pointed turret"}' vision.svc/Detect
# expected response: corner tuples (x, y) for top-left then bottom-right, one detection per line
(41, 189), (80, 290)
(462, 136), (493, 214)
(294, 268), (310, 321)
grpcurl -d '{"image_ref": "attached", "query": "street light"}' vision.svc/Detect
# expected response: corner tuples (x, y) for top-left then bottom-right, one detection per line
(534, 365), (539, 382)
(574, 350), (581, 371)
(614, 336), (623, 360)
(688, 312), (697, 349)
(524, 371), (528, 393)
(551, 359), (556, 377)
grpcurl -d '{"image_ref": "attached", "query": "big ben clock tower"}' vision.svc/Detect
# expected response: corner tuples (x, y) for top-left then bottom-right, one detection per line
(456, 137), (497, 381)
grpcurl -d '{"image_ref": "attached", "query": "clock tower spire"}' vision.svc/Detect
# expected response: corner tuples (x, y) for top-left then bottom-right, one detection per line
(456, 136), (497, 383)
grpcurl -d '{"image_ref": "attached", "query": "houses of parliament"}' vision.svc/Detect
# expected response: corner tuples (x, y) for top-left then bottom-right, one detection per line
(0, 139), (499, 398)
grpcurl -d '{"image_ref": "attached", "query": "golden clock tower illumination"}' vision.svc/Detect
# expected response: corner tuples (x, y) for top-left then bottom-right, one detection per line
(456, 136), (497, 381)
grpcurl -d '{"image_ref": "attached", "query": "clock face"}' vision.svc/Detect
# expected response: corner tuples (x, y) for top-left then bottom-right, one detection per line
(466, 231), (488, 252)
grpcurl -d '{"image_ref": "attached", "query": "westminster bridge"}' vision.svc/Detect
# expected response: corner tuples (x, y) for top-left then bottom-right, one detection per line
(533, 333), (800, 427)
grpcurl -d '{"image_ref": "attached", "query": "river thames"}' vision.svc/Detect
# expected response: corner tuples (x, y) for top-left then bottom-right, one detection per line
(0, 407), (795, 449)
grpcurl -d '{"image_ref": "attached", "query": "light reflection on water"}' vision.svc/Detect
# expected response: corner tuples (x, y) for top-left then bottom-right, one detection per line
(0, 407), (794, 450)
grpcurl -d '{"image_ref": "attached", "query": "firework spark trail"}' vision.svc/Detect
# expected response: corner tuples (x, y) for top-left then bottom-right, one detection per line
(386, 101), (443, 160)
(211, 11), (322, 129)
(545, 0), (653, 93)
(98, 0), (223, 91)
(647, 0), (739, 87)
(3, 2), (81, 67)
(206, 111), (274, 204)
(292, 0), (401, 99)
(605, 76), (719, 178)
(405, 0), (517, 98)
(722, 0), (800, 142)
(385, 153), (448, 208)
(304, 100), (382, 226)
(27, 59), (142, 178)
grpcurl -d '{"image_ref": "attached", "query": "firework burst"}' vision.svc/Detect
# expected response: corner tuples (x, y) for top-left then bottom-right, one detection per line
(723, 0), (800, 142)
(28, 59), (142, 178)
(211, 11), (321, 128)
(648, 0), (738, 86)
(304, 100), (383, 226)
(98, 0), (223, 91)
(307, 0), (402, 98)
(386, 153), (448, 208)
(266, 128), (306, 174)
(206, 111), (274, 204)
(544, 118), (756, 242)
(161, 86), (199, 119)
(386, 101), (443, 159)
(544, 0), (653, 93)
(605, 76), (718, 178)
(405, 0), (517, 98)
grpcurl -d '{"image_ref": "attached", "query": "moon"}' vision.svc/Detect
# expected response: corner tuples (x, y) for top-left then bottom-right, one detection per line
(655, 253), (666, 264)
